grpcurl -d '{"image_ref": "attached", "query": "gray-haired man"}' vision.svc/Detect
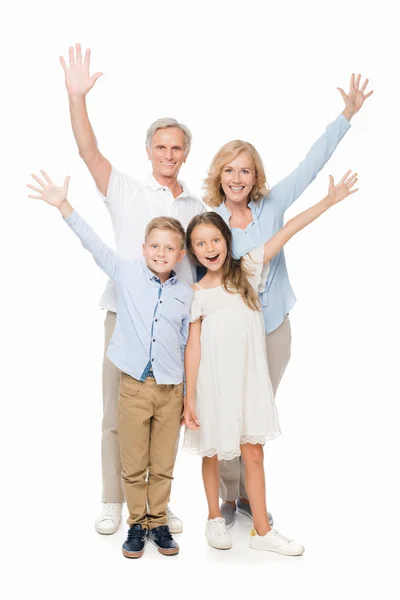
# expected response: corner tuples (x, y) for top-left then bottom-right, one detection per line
(60, 43), (205, 534)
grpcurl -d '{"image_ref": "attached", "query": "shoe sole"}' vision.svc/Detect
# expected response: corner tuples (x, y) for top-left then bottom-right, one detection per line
(237, 508), (274, 527)
(205, 533), (232, 550)
(249, 545), (304, 556)
(122, 548), (144, 559)
(206, 540), (232, 550)
(96, 527), (119, 535)
(148, 539), (179, 556)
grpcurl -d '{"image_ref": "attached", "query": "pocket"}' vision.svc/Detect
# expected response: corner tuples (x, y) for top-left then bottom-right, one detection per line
(174, 297), (186, 305)
(119, 373), (143, 399)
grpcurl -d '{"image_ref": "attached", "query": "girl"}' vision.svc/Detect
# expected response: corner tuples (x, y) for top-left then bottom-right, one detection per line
(183, 171), (358, 555)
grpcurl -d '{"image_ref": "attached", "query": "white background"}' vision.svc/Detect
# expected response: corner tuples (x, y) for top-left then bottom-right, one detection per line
(2, 0), (400, 598)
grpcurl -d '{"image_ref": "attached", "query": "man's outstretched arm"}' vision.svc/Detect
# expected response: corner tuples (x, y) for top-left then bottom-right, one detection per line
(60, 43), (111, 196)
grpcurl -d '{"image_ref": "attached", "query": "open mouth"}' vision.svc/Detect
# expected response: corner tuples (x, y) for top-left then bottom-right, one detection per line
(229, 186), (245, 193)
(153, 259), (167, 264)
(205, 254), (219, 264)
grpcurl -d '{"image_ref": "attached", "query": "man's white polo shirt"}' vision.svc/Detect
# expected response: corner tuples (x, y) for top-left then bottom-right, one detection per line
(97, 167), (206, 312)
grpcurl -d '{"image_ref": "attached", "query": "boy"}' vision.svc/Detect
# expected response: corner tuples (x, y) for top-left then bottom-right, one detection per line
(28, 170), (193, 558)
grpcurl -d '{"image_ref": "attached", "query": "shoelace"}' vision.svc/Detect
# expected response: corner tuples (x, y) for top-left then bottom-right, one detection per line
(271, 530), (294, 544)
(103, 503), (120, 520)
(211, 518), (227, 536)
(127, 527), (145, 541)
(152, 526), (173, 541)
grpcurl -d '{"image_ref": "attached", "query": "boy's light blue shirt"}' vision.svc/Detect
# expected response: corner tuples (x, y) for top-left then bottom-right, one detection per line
(65, 211), (193, 385)
(214, 114), (351, 334)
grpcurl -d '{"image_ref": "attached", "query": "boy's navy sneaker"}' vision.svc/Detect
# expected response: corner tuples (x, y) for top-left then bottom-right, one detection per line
(147, 525), (179, 555)
(122, 524), (147, 558)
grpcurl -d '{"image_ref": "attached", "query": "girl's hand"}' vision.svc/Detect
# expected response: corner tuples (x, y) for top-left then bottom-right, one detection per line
(27, 171), (70, 207)
(183, 399), (200, 430)
(327, 170), (359, 205)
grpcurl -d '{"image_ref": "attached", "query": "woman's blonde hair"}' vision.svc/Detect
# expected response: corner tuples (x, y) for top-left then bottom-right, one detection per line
(203, 140), (270, 208)
(186, 213), (261, 311)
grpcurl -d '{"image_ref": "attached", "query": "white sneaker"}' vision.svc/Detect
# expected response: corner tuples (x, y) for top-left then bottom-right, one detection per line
(249, 528), (305, 556)
(205, 517), (232, 550)
(95, 503), (122, 535)
(166, 505), (183, 534)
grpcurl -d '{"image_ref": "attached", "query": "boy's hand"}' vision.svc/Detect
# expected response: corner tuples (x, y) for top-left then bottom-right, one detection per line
(27, 170), (70, 207)
(59, 43), (103, 97)
(327, 170), (359, 205)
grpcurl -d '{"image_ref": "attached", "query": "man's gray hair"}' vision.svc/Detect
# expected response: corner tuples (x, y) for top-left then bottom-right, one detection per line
(145, 118), (192, 155)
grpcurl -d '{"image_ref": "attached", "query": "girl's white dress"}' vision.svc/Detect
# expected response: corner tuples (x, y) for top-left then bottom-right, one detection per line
(182, 246), (281, 461)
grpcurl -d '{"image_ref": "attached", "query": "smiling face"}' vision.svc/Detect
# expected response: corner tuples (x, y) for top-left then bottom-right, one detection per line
(190, 223), (228, 273)
(146, 127), (188, 183)
(142, 228), (186, 281)
(220, 151), (256, 206)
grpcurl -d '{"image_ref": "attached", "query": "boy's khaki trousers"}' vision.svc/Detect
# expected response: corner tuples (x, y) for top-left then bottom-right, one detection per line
(118, 372), (183, 529)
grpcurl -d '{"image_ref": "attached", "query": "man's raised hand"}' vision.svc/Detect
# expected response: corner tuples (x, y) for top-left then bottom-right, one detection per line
(59, 43), (103, 97)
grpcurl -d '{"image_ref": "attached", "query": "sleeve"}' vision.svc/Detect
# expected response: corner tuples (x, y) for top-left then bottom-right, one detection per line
(96, 167), (141, 219)
(242, 245), (269, 293)
(64, 210), (122, 282)
(189, 290), (203, 323)
(268, 113), (351, 214)
(180, 315), (190, 395)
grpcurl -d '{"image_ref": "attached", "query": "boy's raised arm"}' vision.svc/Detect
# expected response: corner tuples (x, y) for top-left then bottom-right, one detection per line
(27, 170), (120, 281)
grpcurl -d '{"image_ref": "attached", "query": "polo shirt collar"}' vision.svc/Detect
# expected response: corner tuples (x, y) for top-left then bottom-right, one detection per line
(145, 174), (192, 198)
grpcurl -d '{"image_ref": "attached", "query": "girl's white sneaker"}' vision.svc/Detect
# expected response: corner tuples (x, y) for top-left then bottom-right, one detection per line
(205, 517), (232, 550)
(249, 528), (305, 556)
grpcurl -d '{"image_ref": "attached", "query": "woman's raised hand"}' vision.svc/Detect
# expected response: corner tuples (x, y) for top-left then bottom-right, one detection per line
(338, 73), (373, 119)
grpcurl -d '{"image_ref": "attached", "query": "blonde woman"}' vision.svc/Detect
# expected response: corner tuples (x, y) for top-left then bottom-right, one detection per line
(205, 74), (373, 528)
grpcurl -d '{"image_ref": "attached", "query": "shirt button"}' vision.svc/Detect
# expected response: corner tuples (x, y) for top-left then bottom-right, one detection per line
(160, 300), (163, 304)
(163, 188), (166, 191)
(153, 338), (156, 342)
(155, 319), (158, 322)
(151, 358), (154, 362)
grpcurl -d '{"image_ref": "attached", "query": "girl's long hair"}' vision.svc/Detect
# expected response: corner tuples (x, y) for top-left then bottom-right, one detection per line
(186, 213), (261, 311)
